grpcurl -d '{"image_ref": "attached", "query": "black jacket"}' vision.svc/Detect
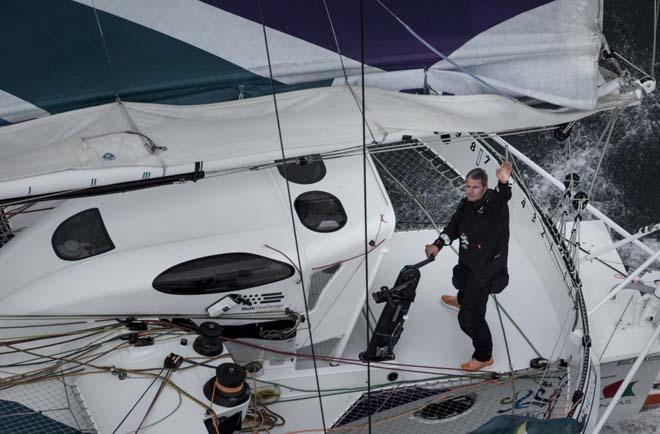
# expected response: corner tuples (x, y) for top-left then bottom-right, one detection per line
(435, 182), (511, 284)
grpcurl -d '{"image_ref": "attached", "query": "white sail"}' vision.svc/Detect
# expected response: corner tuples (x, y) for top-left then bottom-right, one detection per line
(0, 85), (635, 202)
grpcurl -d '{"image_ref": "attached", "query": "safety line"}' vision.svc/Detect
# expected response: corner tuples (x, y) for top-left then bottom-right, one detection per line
(587, 108), (621, 199)
(321, 0), (377, 144)
(91, 0), (120, 101)
(374, 0), (513, 100)
(493, 294), (517, 414)
(359, 2), (372, 432)
(491, 297), (542, 359)
(652, 0), (658, 78)
(256, 2), (327, 431)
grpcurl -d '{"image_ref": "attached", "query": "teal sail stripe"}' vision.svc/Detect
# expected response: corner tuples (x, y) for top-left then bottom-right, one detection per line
(0, 0), (330, 117)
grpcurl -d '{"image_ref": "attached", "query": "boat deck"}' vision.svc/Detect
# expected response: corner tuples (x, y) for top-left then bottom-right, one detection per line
(263, 228), (583, 433)
(344, 229), (563, 374)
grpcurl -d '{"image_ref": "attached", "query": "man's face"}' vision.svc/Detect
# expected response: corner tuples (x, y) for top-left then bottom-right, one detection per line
(465, 177), (487, 202)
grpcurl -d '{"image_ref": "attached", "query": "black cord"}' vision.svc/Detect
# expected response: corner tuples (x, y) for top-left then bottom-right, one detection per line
(256, 1), (327, 431)
(576, 244), (627, 276)
(135, 369), (172, 432)
(360, 2), (372, 433)
(111, 368), (165, 434)
(493, 294), (516, 414)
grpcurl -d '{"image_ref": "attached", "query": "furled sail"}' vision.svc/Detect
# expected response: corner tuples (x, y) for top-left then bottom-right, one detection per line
(1, 0), (603, 125)
(0, 86), (614, 202)
(0, 0), (632, 203)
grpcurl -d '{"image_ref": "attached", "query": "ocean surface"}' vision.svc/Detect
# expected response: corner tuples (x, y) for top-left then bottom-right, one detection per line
(511, 1), (660, 431)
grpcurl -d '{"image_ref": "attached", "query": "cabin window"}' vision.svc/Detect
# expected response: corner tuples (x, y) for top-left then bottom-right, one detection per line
(52, 208), (115, 261)
(276, 154), (326, 184)
(152, 253), (295, 295)
(294, 191), (347, 233)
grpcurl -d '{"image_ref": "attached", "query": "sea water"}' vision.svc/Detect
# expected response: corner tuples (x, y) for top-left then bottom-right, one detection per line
(509, 1), (660, 431)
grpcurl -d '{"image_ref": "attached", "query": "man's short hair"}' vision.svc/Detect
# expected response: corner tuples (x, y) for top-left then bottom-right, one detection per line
(466, 167), (488, 187)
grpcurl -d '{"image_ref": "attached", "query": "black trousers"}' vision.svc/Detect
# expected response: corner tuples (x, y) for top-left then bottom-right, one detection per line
(454, 266), (492, 362)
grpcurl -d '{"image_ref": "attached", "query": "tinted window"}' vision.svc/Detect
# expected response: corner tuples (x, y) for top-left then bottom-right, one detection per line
(276, 155), (326, 184)
(52, 208), (115, 261)
(294, 191), (347, 233)
(153, 253), (295, 295)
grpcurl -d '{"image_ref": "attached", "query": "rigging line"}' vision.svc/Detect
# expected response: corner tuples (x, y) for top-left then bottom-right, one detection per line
(0, 326), (118, 356)
(360, 1), (372, 432)
(612, 51), (652, 78)
(587, 108), (621, 199)
(576, 244), (627, 276)
(264, 243), (302, 282)
(320, 0), (377, 144)
(492, 294), (517, 414)
(91, 0), (120, 101)
(652, 7), (659, 70)
(311, 239), (385, 271)
(219, 335), (497, 377)
(374, 0), (513, 100)
(321, 0), (350, 82)
(491, 297), (542, 358)
(58, 367), (82, 432)
(526, 306), (574, 417)
(598, 292), (636, 361)
(120, 388), (183, 434)
(135, 368), (173, 432)
(256, 1), (327, 431)
(111, 368), (165, 434)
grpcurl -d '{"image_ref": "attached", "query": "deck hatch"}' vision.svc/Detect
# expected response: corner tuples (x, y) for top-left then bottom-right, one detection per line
(276, 154), (326, 184)
(294, 191), (347, 233)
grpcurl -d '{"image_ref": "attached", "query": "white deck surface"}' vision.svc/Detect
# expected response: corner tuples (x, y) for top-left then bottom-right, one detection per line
(575, 220), (660, 362)
(344, 229), (565, 374)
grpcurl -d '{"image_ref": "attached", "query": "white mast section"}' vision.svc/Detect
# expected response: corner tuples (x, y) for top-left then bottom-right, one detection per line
(582, 222), (660, 262)
(588, 248), (660, 317)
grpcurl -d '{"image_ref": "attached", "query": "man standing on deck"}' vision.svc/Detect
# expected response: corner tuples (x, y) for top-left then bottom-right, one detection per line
(424, 161), (512, 372)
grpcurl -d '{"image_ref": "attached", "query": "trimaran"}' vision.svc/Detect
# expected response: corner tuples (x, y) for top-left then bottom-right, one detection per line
(0, 1), (659, 433)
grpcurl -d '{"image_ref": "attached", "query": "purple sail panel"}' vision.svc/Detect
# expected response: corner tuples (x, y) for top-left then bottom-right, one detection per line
(203, 0), (553, 71)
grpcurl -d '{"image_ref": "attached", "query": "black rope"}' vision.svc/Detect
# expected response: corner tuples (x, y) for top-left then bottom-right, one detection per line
(321, 0), (377, 144)
(256, 1), (327, 431)
(360, 1), (372, 433)
(111, 368), (165, 434)
(321, 0), (349, 84)
(492, 294), (516, 414)
(576, 244), (627, 276)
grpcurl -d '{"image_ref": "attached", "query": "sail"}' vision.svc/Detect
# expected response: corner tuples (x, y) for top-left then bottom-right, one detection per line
(1, 0), (603, 124)
(0, 85), (622, 202)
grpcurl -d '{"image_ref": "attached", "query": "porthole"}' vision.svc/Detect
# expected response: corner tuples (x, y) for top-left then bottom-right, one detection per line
(294, 191), (347, 233)
(276, 154), (326, 184)
(52, 208), (114, 261)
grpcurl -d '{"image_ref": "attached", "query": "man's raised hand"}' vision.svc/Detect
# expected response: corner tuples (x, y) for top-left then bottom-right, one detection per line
(496, 161), (512, 184)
